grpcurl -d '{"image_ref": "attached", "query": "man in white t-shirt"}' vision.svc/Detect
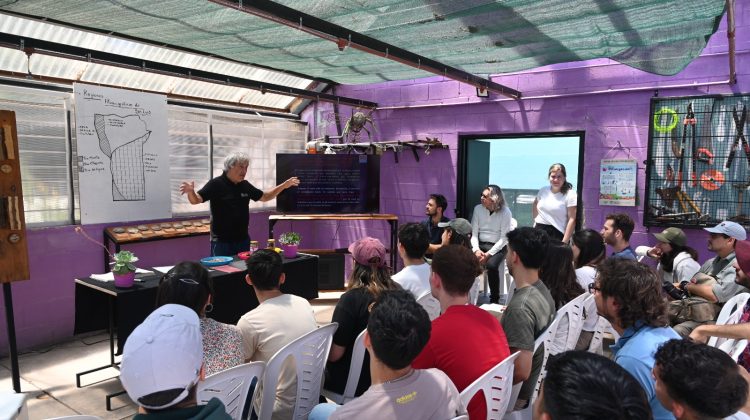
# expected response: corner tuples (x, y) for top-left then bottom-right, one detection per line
(237, 249), (318, 420)
(392, 223), (431, 298)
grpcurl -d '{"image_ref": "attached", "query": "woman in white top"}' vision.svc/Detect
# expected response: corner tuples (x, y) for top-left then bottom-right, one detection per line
(470, 184), (512, 304)
(533, 163), (577, 243)
(571, 229), (606, 290)
(571, 229), (606, 350)
(644, 227), (701, 284)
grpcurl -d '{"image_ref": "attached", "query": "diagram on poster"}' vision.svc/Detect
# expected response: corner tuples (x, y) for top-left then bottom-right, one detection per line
(74, 83), (171, 224)
(599, 159), (637, 206)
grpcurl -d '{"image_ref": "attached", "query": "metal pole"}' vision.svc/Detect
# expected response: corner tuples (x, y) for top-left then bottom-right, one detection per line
(3, 283), (20, 392)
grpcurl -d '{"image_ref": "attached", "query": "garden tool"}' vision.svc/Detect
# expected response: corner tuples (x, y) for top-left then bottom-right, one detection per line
(726, 105), (750, 169)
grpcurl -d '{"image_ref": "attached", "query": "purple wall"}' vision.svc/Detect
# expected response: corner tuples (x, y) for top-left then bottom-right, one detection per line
(301, 0), (750, 265)
(1, 4), (749, 355)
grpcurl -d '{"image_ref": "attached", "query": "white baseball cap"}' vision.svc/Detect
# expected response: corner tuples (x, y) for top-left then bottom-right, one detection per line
(120, 304), (203, 410)
(704, 221), (748, 241)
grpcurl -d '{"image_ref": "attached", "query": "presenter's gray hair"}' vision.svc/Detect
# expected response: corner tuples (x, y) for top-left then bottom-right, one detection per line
(484, 184), (505, 211)
(223, 152), (250, 171)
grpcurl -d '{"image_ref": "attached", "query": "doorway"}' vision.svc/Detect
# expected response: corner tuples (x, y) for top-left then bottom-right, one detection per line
(457, 132), (585, 228)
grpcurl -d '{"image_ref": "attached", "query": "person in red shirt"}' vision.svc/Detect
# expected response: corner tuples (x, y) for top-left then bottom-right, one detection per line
(412, 244), (511, 419)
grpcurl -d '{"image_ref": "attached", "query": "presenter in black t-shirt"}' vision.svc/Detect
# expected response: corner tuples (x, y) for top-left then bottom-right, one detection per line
(179, 152), (299, 256)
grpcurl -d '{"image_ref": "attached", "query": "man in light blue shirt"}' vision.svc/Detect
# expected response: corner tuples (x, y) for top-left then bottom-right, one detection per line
(592, 258), (680, 420)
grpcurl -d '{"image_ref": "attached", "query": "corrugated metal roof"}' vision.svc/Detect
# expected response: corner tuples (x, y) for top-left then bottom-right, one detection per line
(0, 13), (314, 112)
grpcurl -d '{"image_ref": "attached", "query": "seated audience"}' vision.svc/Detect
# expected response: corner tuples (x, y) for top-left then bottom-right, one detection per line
(653, 338), (748, 420)
(689, 239), (750, 372)
(471, 184), (513, 304)
(540, 241), (585, 310)
(392, 223), (431, 298)
(156, 261), (244, 376)
(643, 227), (700, 285)
(571, 229), (605, 350)
(601, 213), (637, 260)
(572, 229), (606, 290)
(671, 221), (748, 336)
(539, 241), (585, 354)
(237, 249), (318, 420)
(532, 351), (652, 420)
(593, 258), (679, 420)
(310, 290), (466, 420)
(501, 227), (555, 411)
(120, 303), (231, 419)
(439, 217), (473, 248)
(422, 193), (449, 256)
(412, 244), (510, 419)
(325, 237), (400, 397)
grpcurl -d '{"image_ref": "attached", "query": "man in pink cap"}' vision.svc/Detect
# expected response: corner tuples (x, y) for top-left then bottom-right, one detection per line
(691, 239), (750, 372)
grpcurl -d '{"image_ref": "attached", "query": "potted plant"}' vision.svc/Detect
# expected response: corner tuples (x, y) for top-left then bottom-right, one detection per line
(76, 226), (139, 288)
(111, 250), (139, 288)
(278, 232), (301, 258)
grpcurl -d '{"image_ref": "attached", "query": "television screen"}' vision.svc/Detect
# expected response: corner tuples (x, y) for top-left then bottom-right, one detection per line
(276, 154), (380, 213)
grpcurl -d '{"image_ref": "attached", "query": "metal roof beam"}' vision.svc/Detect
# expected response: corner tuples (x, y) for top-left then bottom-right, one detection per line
(0, 32), (377, 110)
(209, 0), (521, 99)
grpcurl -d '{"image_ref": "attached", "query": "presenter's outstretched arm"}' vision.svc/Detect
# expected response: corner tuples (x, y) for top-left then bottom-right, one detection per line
(179, 181), (203, 205)
(260, 177), (300, 202)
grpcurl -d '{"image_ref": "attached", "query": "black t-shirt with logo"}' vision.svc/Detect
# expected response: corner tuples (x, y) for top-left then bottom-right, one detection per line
(198, 172), (263, 242)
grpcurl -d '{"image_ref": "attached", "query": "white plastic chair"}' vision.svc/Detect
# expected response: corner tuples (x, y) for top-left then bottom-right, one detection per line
(0, 391), (27, 420)
(197, 361), (265, 420)
(321, 329), (368, 404)
(45, 417), (101, 420)
(550, 293), (588, 353)
(460, 352), (520, 420)
(708, 293), (750, 348)
(449, 416), (469, 420)
(505, 316), (561, 420)
(719, 338), (749, 361)
(417, 291), (441, 321)
(587, 315), (619, 355)
(256, 323), (338, 420)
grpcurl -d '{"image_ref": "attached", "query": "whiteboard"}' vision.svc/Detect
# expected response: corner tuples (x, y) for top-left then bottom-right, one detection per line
(74, 83), (171, 224)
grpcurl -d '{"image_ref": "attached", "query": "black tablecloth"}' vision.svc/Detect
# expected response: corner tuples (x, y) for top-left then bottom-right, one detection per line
(74, 254), (318, 354)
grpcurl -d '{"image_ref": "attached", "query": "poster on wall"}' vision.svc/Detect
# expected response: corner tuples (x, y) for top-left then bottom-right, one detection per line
(74, 83), (171, 224)
(599, 159), (637, 206)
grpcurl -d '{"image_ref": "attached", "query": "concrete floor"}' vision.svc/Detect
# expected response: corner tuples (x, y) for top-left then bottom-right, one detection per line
(0, 293), (340, 419)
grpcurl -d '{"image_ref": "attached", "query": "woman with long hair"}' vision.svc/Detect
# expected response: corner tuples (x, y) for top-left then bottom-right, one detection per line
(156, 261), (244, 376)
(533, 163), (577, 243)
(571, 229), (606, 350)
(539, 241), (585, 310)
(572, 229), (606, 290)
(539, 241), (586, 355)
(470, 184), (513, 304)
(325, 237), (401, 397)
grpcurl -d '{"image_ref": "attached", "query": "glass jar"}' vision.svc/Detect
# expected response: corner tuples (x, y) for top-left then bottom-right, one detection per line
(267, 239), (275, 249)
(250, 240), (259, 253)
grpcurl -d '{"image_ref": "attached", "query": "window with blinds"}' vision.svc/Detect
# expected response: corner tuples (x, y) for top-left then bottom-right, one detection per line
(0, 85), (306, 227)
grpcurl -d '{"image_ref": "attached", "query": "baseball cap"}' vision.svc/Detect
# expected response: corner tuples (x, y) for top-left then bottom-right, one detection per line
(120, 304), (203, 410)
(704, 221), (748, 241)
(438, 218), (472, 236)
(348, 237), (387, 267)
(736, 240), (750, 275)
(653, 227), (687, 247)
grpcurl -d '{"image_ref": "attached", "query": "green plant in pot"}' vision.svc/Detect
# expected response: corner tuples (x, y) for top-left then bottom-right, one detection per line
(278, 232), (301, 258)
(111, 250), (139, 288)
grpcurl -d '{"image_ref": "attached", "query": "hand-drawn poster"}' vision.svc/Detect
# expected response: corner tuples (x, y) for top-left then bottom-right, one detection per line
(74, 83), (170, 224)
(600, 159), (637, 206)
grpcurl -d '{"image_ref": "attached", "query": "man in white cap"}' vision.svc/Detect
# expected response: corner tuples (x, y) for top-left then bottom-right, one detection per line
(120, 303), (231, 419)
(691, 239), (750, 374)
(672, 220), (749, 336)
